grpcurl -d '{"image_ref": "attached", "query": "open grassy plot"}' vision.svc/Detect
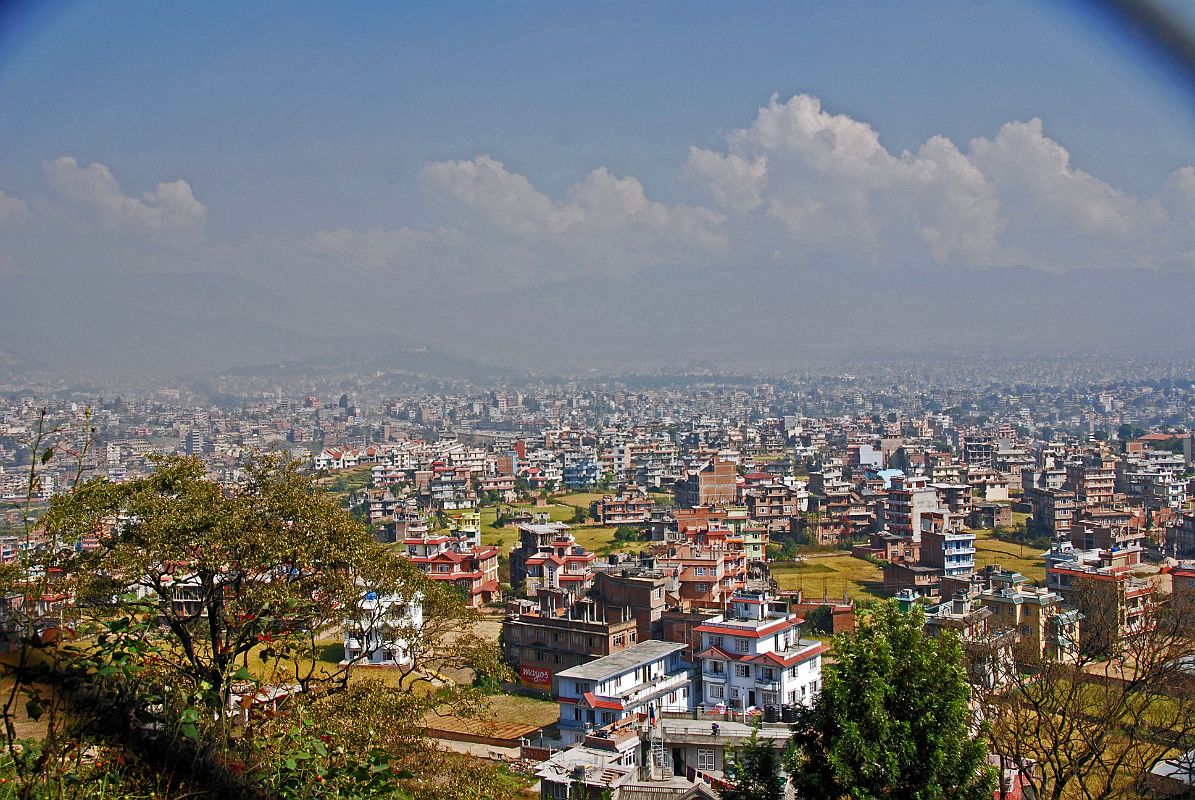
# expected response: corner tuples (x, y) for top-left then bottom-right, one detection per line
(972, 528), (1047, 582)
(770, 553), (885, 601)
(555, 492), (606, 509)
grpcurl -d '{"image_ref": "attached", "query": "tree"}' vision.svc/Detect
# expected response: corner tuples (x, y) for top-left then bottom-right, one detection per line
(30, 454), (512, 798)
(788, 602), (996, 800)
(613, 525), (641, 543)
(722, 730), (786, 800)
(977, 585), (1195, 800)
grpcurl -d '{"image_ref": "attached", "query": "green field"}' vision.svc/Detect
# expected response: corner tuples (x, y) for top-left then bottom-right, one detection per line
(973, 528), (1047, 582)
(770, 553), (885, 602)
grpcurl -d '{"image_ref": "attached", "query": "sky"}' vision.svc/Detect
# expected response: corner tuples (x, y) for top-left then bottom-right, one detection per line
(1, 1), (1195, 375)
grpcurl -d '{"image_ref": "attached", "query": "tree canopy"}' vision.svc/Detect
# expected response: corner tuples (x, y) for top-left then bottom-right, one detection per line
(788, 602), (996, 800)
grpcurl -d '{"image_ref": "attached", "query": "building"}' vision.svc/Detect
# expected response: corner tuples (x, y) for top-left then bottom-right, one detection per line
(1046, 553), (1153, 654)
(592, 492), (655, 526)
(924, 591), (1014, 689)
(978, 568), (1081, 662)
(919, 516), (976, 578)
(694, 590), (825, 712)
(1030, 488), (1076, 541)
(401, 531), (500, 607)
(883, 475), (940, 542)
(342, 592), (422, 667)
(504, 597), (640, 691)
(554, 640), (692, 745)
(674, 459), (737, 509)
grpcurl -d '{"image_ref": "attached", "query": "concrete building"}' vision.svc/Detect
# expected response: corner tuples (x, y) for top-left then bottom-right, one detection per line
(555, 640), (692, 745)
(694, 590), (825, 712)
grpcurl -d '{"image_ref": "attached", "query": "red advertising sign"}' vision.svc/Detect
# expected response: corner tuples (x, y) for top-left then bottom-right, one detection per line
(520, 664), (553, 690)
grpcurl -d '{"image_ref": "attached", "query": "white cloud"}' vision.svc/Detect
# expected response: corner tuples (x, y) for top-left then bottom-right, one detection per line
(688, 93), (1003, 265)
(969, 118), (1162, 240)
(0, 191), (29, 227)
(425, 155), (725, 275)
(43, 156), (206, 232)
(685, 148), (767, 213)
(685, 93), (1195, 271)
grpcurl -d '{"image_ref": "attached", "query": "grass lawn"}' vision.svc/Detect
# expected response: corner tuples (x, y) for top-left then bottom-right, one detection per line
(973, 528), (1047, 582)
(479, 693), (560, 729)
(770, 553), (885, 602)
(466, 505), (645, 556)
(555, 492), (606, 509)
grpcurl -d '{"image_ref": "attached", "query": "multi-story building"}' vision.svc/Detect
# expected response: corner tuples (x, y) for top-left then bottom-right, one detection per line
(1030, 487), (1076, 540)
(743, 483), (797, 533)
(884, 475), (940, 542)
(674, 458), (737, 509)
(923, 591), (1014, 688)
(695, 590), (825, 712)
(401, 531), (500, 607)
(1046, 553), (1153, 655)
(978, 567), (1081, 662)
(554, 640), (692, 745)
(919, 516), (976, 578)
(504, 598), (640, 692)
(591, 492), (654, 526)
(342, 592), (422, 667)
(1065, 461), (1116, 508)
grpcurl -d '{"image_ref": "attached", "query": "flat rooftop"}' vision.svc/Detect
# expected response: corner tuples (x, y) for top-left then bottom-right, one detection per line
(556, 640), (687, 681)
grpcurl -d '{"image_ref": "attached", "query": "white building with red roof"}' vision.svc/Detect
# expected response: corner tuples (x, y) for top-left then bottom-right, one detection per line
(695, 590), (824, 713)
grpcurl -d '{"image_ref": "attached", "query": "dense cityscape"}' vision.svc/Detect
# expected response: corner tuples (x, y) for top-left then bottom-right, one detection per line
(2, 356), (1194, 797)
(6, 1), (1195, 797)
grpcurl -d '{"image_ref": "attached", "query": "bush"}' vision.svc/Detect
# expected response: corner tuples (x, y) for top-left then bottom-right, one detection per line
(613, 525), (642, 543)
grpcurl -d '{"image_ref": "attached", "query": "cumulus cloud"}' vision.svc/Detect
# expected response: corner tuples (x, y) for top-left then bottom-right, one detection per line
(685, 93), (1193, 271)
(43, 156), (206, 232)
(0, 191), (29, 227)
(425, 155), (725, 275)
(687, 93), (1003, 265)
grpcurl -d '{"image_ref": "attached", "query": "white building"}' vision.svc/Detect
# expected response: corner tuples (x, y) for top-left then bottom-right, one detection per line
(555, 640), (693, 746)
(695, 589), (825, 712)
(342, 591), (422, 667)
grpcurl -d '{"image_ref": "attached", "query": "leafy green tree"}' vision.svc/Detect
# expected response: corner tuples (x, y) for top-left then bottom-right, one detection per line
(30, 454), (512, 799)
(723, 730), (786, 800)
(788, 602), (996, 800)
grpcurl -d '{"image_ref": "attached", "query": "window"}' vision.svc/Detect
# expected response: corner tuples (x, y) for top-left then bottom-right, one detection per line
(707, 660), (724, 675)
(576, 682), (590, 694)
(574, 709), (582, 720)
(708, 635), (722, 647)
(760, 667), (775, 681)
(695, 567), (706, 576)
(735, 664), (751, 678)
(550, 783), (571, 800)
(709, 685), (724, 699)
(734, 638), (749, 654)
(698, 750), (716, 771)
(601, 712), (616, 724)
(695, 582), (709, 592)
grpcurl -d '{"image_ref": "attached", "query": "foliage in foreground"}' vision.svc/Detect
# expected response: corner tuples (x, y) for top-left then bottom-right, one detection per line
(788, 602), (996, 800)
(0, 448), (519, 800)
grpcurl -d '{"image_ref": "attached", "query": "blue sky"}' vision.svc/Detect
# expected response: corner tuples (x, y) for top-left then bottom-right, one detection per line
(1, 0), (1194, 284)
